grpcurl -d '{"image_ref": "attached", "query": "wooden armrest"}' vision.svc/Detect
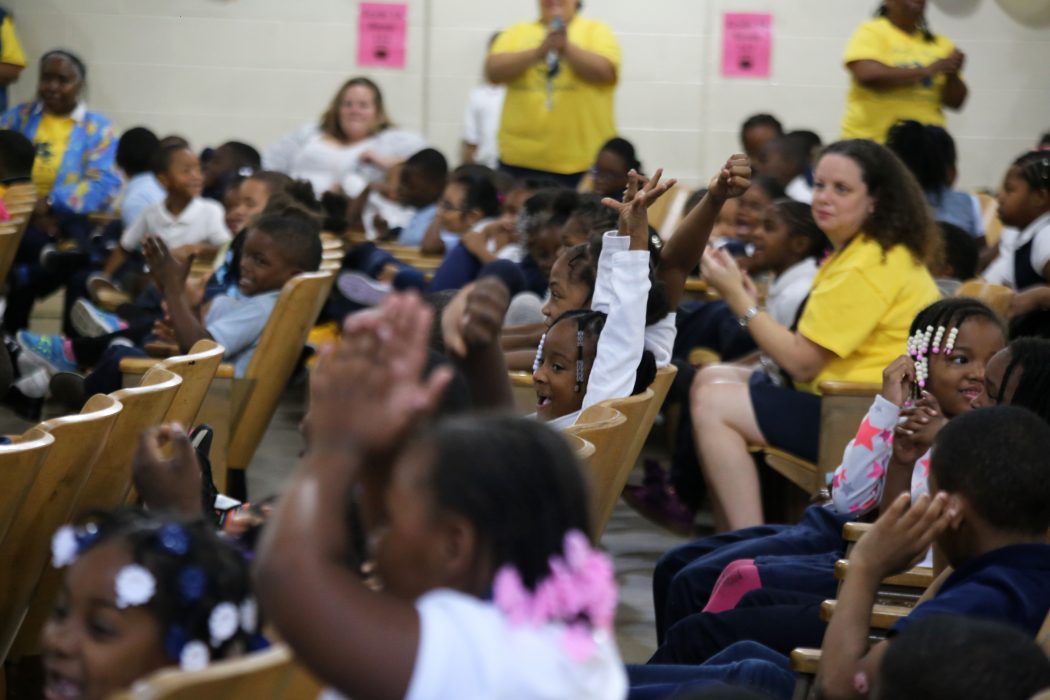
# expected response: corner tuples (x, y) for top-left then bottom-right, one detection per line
(790, 647), (821, 674)
(509, 371), (534, 387)
(818, 381), (881, 396)
(684, 278), (708, 292)
(843, 522), (873, 542)
(120, 356), (235, 379)
(834, 559), (935, 589)
(820, 599), (910, 629)
(143, 341), (179, 358)
(687, 347), (721, 366)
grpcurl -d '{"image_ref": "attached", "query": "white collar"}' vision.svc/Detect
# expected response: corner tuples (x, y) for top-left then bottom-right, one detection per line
(769, 257), (818, 298)
(1014, 211), (1050, 248)
(33, 100), (88, 124)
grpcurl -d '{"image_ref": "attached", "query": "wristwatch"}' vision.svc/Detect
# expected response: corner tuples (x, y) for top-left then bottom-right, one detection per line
(738, 305), (761, 328)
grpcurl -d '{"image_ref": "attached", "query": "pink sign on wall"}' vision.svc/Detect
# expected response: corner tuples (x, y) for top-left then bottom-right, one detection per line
(357, 2), (407, 69)
(721, 12), (772, 79)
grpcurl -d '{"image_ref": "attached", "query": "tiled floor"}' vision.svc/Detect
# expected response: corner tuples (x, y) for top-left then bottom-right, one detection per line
(3, 293), (695, 664)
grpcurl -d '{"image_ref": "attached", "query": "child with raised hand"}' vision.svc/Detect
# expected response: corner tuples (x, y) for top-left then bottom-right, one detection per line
(255, 293), (627, 700)
(43, 509), (257, 700)
(818, 405), (1050, 700)
(652, 298), (1006, 660)
(17, 208), (321, 405)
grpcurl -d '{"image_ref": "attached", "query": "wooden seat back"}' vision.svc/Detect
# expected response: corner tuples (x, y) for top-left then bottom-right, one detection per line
(955, 279), (1014, 318)
(0, 187), (36, 284)
(592, 389), (656, 534)
(226, 272), (334, 475)
(9, 369), (184, 658)
(976, 192), (1003, 249)
(0, 394), (122, 661)
(0, 429), (55, 547)
(562, 432), (596, 472)
(509, 370), (537, 414)
(109, 644), (323, 700)
(564, 404), (629, 539)
(120, 339), (226, 427)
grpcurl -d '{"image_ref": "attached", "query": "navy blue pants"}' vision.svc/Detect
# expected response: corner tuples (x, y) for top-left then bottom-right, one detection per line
(654, 505), (850, 643)
(628, 641), (794, 700)
(653, 587), (828, 664)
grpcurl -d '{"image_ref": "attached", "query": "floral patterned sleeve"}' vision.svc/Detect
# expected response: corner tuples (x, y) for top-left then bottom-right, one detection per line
(49, 115), (121, 214)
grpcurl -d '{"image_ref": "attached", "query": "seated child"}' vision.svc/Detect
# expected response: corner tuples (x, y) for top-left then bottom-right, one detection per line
(419, 165), (501, 256)
(633, 403), (1050, 700)
(255, 294), (628, 699)
(982, 151), (1050, 290)
(817, 404), (1050, 700)
(931, 221), (979, 296)
(201, 140), (261, 202)
(650, 300), (1006, 659)
(875, 615), (1050, 700)
(386, 147), (447, 246)
(589, 136), (641, 202)
(44, 509), (256, 700)
(114, 127), (165, 229)
(756, 133), (814, 204)
(101, 142), (232, 282)
(16, 208), (322, 402)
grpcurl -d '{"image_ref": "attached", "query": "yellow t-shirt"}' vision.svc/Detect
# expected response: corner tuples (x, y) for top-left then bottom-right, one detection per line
(0, 16), (26, 66)
(839, 17), (955, 143)
(31, 113), (76, 197)
(491, 16), (620, 174)
(797, 235), (941, 392)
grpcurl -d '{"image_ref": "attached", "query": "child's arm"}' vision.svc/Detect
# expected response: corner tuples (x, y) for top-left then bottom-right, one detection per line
(256, 296), (452, 700)
(817, 492), (953, 700)
(881, 392), (945, 515)
(580, 172), (674, 408)
(659, 155), (751, 309)
(101, 246), (129, 278)
(829, 356), (911, 515)
(143, 236), (209, 352)
(443, 277), (515, 410)
(419, 211), (445, 255)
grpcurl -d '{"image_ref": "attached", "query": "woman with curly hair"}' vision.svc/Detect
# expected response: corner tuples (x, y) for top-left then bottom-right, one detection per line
(691, 139), (942, 531)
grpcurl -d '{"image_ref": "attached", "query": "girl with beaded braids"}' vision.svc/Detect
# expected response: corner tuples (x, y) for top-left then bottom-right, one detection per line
(652, 298), (1006, 655)
(42, 509), (257, 700)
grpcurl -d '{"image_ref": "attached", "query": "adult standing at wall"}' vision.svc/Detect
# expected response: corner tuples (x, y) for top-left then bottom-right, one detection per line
(485, 0), (620, 187)
(840, 0), (968, 143)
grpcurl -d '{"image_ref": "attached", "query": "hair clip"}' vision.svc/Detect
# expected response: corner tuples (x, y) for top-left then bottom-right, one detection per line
(157, 523), (189, 556)
(50, 523), (99, 568)
(115, 564), (157, 609)
(179, 640), (211, 671)
(209, 602), (240, 647)
(178, 566), (207, 603)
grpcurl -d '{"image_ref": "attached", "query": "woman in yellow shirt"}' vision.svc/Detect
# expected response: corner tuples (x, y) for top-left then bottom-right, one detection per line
(692, 140), (941, 531)
(485, 0), (620, 186)
(840, 0), (968, 142)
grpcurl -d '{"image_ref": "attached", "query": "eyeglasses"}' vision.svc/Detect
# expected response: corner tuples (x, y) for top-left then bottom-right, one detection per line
(438, 199), (471, 212)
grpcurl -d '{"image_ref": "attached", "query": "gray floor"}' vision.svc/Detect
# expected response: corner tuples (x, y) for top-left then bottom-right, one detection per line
(3, 293), (693, 664)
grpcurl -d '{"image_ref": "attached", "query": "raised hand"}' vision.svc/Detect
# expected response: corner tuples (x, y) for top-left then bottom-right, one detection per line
(699, 246), (745, 297)
(849, 491), (954, 580)
(880, 355), (916, 407)
(304, 293), (452, 458)
(441, 278), (510, 358)
(601, 168), (678, 248)
(708, 154), (751, 201)
(894, 391), (947, 463)
(143, 235), (194, 295)
(132, 424), (204, 515)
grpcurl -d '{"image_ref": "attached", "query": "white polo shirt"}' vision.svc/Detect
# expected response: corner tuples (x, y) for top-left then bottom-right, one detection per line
(120, 197), (231, 252)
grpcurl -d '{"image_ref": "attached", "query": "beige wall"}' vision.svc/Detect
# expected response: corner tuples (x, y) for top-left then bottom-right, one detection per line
(6, 0), (1049, 190)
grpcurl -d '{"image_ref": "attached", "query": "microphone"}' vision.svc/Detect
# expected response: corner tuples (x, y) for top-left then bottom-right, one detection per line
(545, 16), (563, 110)
(546, 16), (563, 78)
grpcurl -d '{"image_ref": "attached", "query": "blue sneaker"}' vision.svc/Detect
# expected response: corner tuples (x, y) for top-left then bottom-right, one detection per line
(71, 298), (126, 338)
(17, 331), (77, 374)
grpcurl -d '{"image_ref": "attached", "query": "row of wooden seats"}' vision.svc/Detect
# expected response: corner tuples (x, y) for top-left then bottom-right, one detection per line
(0, 184), (39, 286)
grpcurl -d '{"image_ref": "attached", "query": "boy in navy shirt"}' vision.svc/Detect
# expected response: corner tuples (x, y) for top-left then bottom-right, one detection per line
(818, 406), (1050, 700)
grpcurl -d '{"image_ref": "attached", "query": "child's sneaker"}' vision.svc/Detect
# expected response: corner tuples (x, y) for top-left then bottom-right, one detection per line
(71, 299), (126, 338)
(337, 271), (391, 307)
(16, 331), (77, 374)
